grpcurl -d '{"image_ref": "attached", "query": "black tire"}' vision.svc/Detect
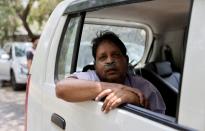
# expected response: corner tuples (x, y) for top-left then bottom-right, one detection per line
(11, 72), (19, 91)
(0, 81), (3, 87)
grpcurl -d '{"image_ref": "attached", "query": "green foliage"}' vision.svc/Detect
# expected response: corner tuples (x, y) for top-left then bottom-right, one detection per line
(0, 0), (62, 46)
(0, 0), (19, 46)
(28, 0), (62, 31)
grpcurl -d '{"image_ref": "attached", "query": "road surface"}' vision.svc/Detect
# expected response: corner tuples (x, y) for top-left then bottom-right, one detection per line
(0, 84), (25, 131)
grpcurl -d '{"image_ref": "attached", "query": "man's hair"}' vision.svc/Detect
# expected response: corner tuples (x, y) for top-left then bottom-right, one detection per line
(31, 36), (40, 43)
(92, 31), (127, 60)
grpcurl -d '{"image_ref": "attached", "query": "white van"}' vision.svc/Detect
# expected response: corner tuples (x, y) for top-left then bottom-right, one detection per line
(26, 0), (205, 131)
(0, 42), (31, 90)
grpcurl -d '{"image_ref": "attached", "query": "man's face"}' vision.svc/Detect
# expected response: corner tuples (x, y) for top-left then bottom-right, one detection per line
(95, 40), (128, 83)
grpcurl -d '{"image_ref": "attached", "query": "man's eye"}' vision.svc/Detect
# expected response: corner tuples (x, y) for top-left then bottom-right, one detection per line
(98, 56), (106, 61)
(113, 53), (122, 58)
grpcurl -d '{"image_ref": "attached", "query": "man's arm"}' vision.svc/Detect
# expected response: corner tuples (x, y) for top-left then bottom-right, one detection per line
(56, 78), (146, 113)
(27, 59), (32, 71)
(26, 51), (33, 71)
(56, 78), (102, 102)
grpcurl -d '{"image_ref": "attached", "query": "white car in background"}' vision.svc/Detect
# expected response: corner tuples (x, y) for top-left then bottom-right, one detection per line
(0, 48), (10, 82)
(0, 42), (32, 90)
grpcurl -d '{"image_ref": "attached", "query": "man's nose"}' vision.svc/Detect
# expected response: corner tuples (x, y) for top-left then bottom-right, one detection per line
(106, 56), (114, 63)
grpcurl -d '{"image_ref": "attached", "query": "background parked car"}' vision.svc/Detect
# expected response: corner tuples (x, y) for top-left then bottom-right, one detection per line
(0, 48), (10, 83)
(0, 42), (32, 90)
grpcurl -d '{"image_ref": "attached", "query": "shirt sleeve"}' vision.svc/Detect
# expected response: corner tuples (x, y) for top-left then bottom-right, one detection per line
(147, 87), (166, 114)
(130, 76), (166, 114)
(66, 71), (100, 81)
(68, 72), (92, 80)
(26, 51), (33, 60)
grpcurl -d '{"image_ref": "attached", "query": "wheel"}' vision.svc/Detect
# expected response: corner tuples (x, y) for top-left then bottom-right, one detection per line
(11, 72), (19, 91)
(0, 81), (2, 87)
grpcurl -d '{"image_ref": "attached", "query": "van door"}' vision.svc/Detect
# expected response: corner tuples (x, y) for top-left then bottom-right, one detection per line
(43, 13), (189, 131)
(0, 52), (10, 81)
(42, 0), (196, 131)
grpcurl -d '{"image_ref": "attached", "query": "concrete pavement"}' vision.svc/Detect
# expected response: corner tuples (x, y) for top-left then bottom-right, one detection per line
(0, 85), (25, 131)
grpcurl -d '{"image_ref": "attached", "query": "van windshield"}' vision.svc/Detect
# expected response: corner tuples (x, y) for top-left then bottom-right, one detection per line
(15, 44), (31, 57)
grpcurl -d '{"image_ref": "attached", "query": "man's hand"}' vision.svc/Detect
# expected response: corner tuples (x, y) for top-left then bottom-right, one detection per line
(95, 85), (148, 113)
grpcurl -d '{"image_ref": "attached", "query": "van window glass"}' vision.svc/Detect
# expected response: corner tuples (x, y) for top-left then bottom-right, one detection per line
(15, 44), (31, 57)
(57, 16), (80, 80)
(77, 24), (146, 71)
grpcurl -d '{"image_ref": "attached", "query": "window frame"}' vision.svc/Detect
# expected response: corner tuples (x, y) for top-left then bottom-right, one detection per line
(70, 13), (86, 73)
(54, 13), (85, 81)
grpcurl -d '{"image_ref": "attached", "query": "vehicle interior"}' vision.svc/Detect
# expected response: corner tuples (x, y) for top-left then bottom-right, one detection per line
(66, 0), (192, 119)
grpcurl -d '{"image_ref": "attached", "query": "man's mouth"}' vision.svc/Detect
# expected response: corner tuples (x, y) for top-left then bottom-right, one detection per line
(105, 68), (117, 74)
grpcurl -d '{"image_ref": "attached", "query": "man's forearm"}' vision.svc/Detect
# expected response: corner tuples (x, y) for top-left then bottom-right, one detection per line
(123, 87), (148, 108)
(55, 78), (146, 109)
(56, 78), (103, 102)
(97, 83), (146, 107)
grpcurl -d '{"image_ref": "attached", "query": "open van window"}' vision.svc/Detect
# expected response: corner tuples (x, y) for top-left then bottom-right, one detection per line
(55, 0), (192, 121)
(55, 1), (189, 124)
(77, 23), (147, 71)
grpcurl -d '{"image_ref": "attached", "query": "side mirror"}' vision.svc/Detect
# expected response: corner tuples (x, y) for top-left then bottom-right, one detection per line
(0, 54), (10, 60)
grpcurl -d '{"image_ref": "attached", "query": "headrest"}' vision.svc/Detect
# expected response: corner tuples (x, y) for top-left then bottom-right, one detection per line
(82, 65), (95, 72)
(155, 61), (172, 77)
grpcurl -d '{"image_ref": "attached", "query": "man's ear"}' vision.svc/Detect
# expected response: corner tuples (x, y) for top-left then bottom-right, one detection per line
(126, 55), (129, 63)
(94, 60), (96, 68)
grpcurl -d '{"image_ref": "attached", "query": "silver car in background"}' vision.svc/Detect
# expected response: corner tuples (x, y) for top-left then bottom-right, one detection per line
(0, 48), (10, 82)
(0, 42), (32, 90)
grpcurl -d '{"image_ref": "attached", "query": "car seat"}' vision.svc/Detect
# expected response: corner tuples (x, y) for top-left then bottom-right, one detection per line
(145, 61), (180, 90)
(82, 64), (95, 72)
(135, 61), (180, 117)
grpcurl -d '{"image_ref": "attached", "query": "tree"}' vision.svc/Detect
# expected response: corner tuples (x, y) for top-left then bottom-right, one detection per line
(0, 0), (18, 46)
(0, 0), (62, 46)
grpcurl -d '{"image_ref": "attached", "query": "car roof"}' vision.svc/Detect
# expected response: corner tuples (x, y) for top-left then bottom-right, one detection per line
(4, 42), (32, 46)
(0, 48), (6, 54)
(65, 0), (150, 14)
(64, 0), (190, 34)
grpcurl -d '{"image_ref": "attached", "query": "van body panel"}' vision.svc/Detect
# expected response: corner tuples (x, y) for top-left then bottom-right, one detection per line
(178, 0), (205, 130)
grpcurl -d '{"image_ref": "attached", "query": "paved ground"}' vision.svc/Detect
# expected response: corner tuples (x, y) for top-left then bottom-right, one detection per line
(0, 84), (25, 131)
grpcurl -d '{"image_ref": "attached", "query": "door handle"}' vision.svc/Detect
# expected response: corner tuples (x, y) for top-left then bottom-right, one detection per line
(51, 113), (66, 130)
